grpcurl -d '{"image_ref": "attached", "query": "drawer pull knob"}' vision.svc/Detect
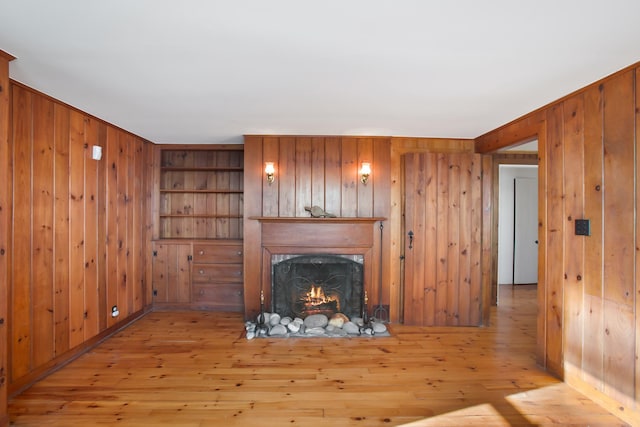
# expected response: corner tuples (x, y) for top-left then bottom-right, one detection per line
(199, 250), (205, 255)
(199, 269), (204, 275)
(237, 251), (242, 255)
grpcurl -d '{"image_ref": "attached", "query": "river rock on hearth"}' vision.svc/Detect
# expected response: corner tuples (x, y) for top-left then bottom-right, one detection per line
(328, 313), (349, 328)
(305, 327), (326, 336)
(343, 321), (360, 335)
(257, 312), (270, 324)
(280, 316), (292, 326)
(269, 313), (281, 326)
(351, 317), (364, 327)
(372, 322), (387, 334)
(269, 324), (288, 336)
(287, 321), (300, 333)
(304, 314), (328, 329)
(246, 330), (256, 340)
(327, 327), (347, 337)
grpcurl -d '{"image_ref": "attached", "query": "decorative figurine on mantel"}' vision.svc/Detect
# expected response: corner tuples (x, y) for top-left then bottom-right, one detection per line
(304, 205), (336, 218)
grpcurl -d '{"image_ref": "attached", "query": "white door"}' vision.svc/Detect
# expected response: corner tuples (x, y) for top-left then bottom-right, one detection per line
(513, 177), (538, 284)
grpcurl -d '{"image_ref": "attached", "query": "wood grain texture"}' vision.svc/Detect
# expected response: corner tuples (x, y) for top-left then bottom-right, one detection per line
(243, 136), (392, 320)
(402, 153), (482, 326)
(7, 83), (154, 396)
(8, 286), (630, 427)
(475, 64), (640, 423)
(0, 51), (13, 427)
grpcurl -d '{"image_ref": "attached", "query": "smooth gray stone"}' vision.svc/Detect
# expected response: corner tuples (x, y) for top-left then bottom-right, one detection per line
(304, 314), (329, 328)
(269, 324), (288, 336)
(343, 321), (360, 335)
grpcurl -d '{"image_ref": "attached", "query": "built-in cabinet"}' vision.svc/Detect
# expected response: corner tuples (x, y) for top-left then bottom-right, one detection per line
(152, 145), (244, 311)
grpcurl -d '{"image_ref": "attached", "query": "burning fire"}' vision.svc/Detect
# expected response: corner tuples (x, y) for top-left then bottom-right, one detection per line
(304, 284), (340, 310)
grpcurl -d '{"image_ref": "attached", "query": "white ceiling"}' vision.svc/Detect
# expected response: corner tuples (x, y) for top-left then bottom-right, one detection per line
(1, 1), (639, 145)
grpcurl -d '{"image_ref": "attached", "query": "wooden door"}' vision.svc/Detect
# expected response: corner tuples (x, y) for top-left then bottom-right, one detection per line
(402, 152), (483, 326)
(152, 242), (191, 304)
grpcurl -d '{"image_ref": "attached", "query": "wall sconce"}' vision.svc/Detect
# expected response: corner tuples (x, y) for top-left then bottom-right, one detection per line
(265, 162), (275, 184)
(360, 162), (371, 184)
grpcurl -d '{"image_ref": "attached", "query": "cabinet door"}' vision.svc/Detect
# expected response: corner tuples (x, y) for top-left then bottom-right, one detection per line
(152, 242), (191, 303)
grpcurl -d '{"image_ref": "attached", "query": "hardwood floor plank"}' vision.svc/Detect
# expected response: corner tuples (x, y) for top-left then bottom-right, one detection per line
(9, 285), (629, 426)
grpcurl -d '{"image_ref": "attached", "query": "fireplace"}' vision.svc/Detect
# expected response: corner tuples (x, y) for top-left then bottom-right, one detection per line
(271, 254), (364, 319)
(245, 216), (386, 321)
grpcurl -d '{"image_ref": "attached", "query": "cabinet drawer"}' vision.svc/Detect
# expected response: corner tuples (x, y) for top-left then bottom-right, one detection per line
(192, 283), (244, 309)
(193, 243), (243, 264)
(192, 264), (242, 283)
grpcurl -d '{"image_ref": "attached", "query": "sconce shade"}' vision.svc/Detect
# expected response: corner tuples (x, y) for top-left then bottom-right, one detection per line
(360, 162), (371, 184)
(265, 162), (275, 184)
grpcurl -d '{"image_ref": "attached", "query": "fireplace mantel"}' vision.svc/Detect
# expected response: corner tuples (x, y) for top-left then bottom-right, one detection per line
(244, 216), (386, 318)
(249, 216), (386, 223)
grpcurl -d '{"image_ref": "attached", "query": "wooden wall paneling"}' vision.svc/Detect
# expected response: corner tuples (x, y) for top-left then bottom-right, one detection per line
(68, 110), (86, 348)
(324, 137), (342, 215)
(602, 70), (635, 307)
(340, 138), (358, 217)
(356, 138), (373, 218)
(475, 110), (546, 153)
(0, 50), (13, 427)
(545, 104), (565, 377)
(132, 138), (144, 312)
(422, 154), (438, 326)
(53, 104), (70, 355)
(480, 155), (493, 326)
(582, 83), (604, 389)
(116, 130), (129, 319)
(31, 95), (55, 368)
(105, 127), (119, 327)
(562, 95), (585, 379)
(602, 70), (636, 401)
(536, 122), (548, 367)
(262, 136), (279, 217)
(295, 137), (312, 217)
(152, 243), (169, 303)
(84, 117), (99, 338)
(458, 154), (472, 325)
(435, 153), (449, 325)
(310, 137), (326, 209)
(124, 133), (135, 316)
(97, 122), (108, 330)
(636, 66), (640, 409)
(243, 136), (264, 318)
(372, 138), (391, 310)
(603, 301), (635, 404)
(469, 154), (483, 325)
(401, 153), (424, 325)
(142, 141), (154, 306)
(278, 137), (296, 217)
(11, 85), (33, 380)
(446, 153), (461, 325)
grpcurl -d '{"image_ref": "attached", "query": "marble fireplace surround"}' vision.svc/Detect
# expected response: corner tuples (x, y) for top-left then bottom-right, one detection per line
(249, 217), (386, 319)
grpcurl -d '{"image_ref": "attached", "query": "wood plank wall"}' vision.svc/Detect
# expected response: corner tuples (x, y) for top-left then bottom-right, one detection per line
(0, 50), (14, 427)
(475, 61), (640, 425)
(388, 138), (476, 323)
(243, 135), (391, 319)
(244, 135), (477, 322)
(7, 83), (154, 395)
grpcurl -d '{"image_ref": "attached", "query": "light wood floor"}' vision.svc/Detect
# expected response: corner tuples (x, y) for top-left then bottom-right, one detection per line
(9, 285), (629, 426)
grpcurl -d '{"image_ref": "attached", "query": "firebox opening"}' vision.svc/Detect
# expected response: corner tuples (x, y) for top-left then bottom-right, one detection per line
(271, 254), (364, 320)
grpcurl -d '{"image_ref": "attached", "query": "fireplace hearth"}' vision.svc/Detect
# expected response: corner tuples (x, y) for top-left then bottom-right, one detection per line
(271, 254), (364, 320)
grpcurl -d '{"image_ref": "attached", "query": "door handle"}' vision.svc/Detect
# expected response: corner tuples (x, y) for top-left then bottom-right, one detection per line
(408, 230), (414, 249)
